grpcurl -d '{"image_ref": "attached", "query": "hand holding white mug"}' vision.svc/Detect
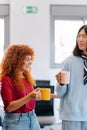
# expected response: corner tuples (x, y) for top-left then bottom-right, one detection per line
(56, 72), (61, 84)
(56, 71), (70, 85)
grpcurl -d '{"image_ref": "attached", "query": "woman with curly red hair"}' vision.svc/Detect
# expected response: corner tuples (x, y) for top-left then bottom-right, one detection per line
(0, 44), (41, 130)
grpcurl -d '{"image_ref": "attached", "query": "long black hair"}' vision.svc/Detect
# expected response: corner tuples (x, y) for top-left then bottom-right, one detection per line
(73, 25), (87, 56)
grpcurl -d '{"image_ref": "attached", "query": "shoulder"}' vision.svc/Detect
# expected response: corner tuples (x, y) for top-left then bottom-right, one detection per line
(1, 75), (14, 90)
(1, 75), (12, 83)
(63, 55), (81, 64)
(61, 55), (81, 70)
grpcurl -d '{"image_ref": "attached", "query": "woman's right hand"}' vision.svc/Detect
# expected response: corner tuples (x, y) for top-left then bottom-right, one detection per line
(29, 88), (41, 100)
(55, 72), (64, 85)
(55, 72), (61, 84)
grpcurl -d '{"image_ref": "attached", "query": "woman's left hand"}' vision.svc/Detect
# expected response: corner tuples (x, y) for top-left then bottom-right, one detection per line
(50, 93), (60, 99)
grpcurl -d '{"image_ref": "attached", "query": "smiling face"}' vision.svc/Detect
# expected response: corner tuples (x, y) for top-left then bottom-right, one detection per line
(77, 29), (87, 55)
(23, 55), (33, 72)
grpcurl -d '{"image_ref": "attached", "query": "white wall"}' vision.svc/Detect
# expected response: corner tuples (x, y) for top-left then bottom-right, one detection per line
(0, 0), (9, 4)
(1, 0), (87, 85)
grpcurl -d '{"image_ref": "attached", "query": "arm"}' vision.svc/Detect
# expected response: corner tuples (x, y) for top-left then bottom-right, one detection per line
(55, 59), (69, 97)
(50, 93), (60, 98)
(6, 88), (40, 112)
(1, 78), (41, 113)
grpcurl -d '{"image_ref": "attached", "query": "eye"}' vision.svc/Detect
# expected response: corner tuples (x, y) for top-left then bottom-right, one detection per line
(26, 58), (30, 61)
(77, 34), (87, 38)
(82, 34), (87, 38)
(25, 56), (32, 61)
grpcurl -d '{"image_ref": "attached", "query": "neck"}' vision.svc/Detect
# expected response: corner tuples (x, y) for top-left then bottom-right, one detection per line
(82, 51), (87, 56)
(19, 71), (25, 78)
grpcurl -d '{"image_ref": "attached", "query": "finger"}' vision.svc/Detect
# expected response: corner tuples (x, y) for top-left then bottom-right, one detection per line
(34, 87), (40, 92)
(55, 74), (59, 78)
(59, 72), (62, 75)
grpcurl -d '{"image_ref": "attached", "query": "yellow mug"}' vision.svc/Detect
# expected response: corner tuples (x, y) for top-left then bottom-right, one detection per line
(40, 88), (51, 101)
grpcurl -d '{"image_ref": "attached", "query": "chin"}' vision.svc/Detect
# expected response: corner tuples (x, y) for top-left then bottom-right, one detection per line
(79, 47), (85, 51)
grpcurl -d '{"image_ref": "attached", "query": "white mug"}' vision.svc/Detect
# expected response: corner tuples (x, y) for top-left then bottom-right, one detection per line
(60, 71), (70, 84)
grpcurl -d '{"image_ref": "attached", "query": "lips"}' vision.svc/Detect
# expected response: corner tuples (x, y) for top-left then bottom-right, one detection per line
(79, 44), (84, 46)
(78, 42), (84, 46)
(26, 64), (31, 70)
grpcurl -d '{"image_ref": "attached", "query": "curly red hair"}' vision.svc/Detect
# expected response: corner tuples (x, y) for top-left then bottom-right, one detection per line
(0, 44), (36, 87)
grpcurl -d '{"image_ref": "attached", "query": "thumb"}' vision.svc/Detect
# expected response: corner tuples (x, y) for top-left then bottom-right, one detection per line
(34, 87), (40, 92)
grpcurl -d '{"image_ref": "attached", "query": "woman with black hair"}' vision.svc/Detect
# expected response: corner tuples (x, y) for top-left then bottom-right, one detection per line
(56, 25), (87, 130)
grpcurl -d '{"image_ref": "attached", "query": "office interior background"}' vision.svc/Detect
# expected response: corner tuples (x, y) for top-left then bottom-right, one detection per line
(0, 0), (87, 129)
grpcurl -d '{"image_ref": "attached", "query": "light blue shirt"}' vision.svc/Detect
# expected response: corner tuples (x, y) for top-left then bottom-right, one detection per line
(57, 55), (87, 121)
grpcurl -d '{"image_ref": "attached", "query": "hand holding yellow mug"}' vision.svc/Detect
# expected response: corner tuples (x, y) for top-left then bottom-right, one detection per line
(40, 88), (51, 100)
